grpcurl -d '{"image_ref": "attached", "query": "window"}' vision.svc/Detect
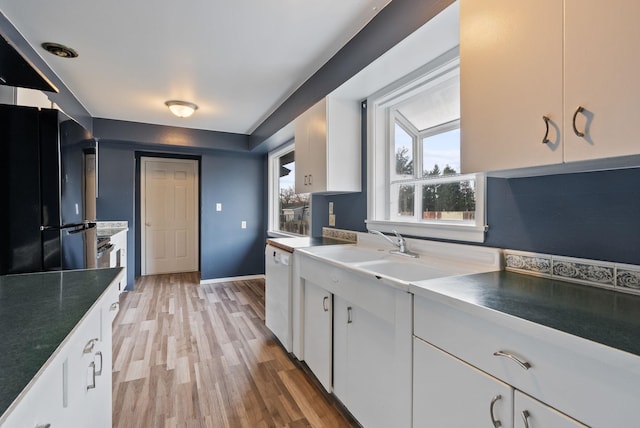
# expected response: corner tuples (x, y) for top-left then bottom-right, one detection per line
(367, 49), (486, 242)
(268, 142), (310, 236)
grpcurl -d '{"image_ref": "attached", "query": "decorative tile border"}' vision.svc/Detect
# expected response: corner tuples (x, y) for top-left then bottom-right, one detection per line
(504, 251), (552, 277)
(322, 227), (358, 243)
(505, 250), (640, 295)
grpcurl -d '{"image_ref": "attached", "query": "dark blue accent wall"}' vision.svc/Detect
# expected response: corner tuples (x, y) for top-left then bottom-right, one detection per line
(96, 143), (136, 287)
(97, 141), (265, 289)
(485, 170), (640, 265)
(200, 151), (266, 279)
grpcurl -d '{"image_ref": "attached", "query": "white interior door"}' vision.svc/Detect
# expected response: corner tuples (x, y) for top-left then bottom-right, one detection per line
(141, 157), (199, 275)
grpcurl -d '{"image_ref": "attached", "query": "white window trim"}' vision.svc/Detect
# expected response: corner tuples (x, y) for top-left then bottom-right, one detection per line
(366, 47), (487, 243)
(267, 141), (312, 238)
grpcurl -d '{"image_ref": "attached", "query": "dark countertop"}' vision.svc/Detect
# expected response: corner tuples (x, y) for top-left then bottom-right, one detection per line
(266, 237), (353, 253)
(0, 268), (123, 416)
(412, 270), (640, 357)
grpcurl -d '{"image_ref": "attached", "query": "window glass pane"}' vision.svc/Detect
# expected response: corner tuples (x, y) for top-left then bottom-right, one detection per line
(278, 151), (310, 235)
(394, 184), (415, 217)
(422, 128), (460, 177)
(394, 123), (413, 176)
(422, 179), (476, 222)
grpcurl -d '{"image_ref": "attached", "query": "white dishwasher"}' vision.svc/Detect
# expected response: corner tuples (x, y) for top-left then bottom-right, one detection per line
(265, 244), (293, 352)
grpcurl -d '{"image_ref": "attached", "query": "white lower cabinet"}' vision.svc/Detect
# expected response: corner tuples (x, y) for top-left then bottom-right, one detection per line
(514, 391), (587, 428)
(413, 337), (514, 428)
(302, 280), (333, 392)
(2, 278), (118, 428)
(333, 297), (397, 428)
(298, 253), (412, 427)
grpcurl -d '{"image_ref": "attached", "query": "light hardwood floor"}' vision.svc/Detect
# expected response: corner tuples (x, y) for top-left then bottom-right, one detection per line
(112, 272), (357, 427)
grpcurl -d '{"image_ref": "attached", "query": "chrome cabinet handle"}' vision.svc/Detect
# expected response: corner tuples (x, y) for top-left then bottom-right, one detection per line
(347, 306), (353, 324)
(94, 351), (103, 376)
(87, 361), (96, 390)
(493, 350), (532, 370)
(542, 115), (551, 144)
(521, 410), (531, 428)
(83, 338), (99, 354)
(322, 296), (329, 312)
(490, 394), (502, 427)
(35, 424), (51, 428)
(308, 174), (312, 185)
(572, 106), (585, 137)
(110, 302), (119, 311)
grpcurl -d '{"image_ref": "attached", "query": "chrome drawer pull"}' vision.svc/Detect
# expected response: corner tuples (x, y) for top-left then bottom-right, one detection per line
(83, 338), (99, 354)
(493, 350), (532, 370)
(87, 361), (96, 390)
(522, 410), (531, 428)
(347, 306), (353, 324)
(489, 394), (502, 427)
(110, 301), (119, 311)
(94, 351), (103, 376)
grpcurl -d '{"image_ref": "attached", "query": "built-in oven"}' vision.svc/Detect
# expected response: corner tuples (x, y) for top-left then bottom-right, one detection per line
(97, 237), (114, 268)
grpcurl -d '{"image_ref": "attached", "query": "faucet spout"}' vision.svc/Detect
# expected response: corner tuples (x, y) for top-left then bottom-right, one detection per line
(368, 229), (418, 258)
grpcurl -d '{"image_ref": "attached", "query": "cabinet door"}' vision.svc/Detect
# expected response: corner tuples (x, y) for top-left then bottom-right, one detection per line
(564, 0), (640, 162)
(515, 391), (588, 428)
(294, 99), (327, 193)
(302, 280), (332, 392)
(414, 337), (514, 428)
(460, 0), (563, 173)
(334, 297), (396, 428)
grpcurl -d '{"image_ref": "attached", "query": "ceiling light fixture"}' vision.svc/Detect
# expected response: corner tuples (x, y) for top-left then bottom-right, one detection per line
(41, 42), (78, 58)
(165, 100), (198, 118)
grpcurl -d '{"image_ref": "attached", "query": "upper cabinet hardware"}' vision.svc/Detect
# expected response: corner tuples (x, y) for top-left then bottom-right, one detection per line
(572, 106), (586, 137)
(542, 116), (551, 144)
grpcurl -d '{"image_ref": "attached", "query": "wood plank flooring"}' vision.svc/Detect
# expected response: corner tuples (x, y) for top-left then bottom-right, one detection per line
(112, 272), (357, 427)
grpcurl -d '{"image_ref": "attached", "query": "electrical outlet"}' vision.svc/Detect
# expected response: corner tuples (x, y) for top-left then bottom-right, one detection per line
(216, 203), (222, 211)
(329, 214), (336, 227)
(329, 202), (334, 215)
(241, 221), (247, 229)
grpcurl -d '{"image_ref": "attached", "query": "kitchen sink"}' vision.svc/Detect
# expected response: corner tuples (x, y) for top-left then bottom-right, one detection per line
(302, 245), (390, 264)
(352, 259), (466, 282)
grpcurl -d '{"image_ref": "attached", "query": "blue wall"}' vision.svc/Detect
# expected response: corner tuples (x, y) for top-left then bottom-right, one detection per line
(485, 170), (640, 265)
(97, 141), (266, 289)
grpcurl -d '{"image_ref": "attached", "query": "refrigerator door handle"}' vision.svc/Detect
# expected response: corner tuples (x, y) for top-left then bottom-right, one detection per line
(41, 222), (97, 233)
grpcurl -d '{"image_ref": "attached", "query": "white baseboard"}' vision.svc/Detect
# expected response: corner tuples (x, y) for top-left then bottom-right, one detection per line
(200, 274), (265, 285)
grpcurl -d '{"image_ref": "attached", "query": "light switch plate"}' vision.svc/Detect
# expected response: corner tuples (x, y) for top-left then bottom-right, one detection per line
(329, 201), (334, 215)
(241, 221), (247, 229)
(216, 203), (222, 211)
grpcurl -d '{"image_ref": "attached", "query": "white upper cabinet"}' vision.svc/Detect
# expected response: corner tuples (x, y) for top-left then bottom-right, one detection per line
(563, 0), (640, 163)
(460, 0), (563, 173)
(294, 97), (361, 194)
(461, 0), (640, 173)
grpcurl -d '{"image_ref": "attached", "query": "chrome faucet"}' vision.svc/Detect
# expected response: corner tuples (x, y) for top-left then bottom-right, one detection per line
(368, 229), (418, 258)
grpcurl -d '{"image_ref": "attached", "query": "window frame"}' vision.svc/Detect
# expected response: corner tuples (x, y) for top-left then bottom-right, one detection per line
(366, 48), (487, 243)
(267, 141), (311, 237)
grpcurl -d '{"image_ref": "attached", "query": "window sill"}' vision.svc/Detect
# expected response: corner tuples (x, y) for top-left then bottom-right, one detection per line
(365, 219), (486, 243)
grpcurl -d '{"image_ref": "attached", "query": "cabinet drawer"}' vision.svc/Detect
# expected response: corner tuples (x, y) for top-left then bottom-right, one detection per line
(299, 255), (397, 324)
(414, 293), (639, 427)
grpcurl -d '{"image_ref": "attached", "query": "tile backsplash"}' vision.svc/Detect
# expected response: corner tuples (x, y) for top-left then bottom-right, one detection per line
(505, 250), (640, 295)
(322, 227), (358, 243)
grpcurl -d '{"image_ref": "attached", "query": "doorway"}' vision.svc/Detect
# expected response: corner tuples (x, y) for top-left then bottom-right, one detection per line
(140, 157), (199, 275)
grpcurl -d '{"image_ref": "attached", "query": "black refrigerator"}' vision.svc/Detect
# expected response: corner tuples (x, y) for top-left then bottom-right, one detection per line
(0, 104), (97, 274)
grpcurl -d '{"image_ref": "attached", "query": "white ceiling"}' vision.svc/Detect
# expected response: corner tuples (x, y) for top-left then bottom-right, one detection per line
(0, 0), (390, 134)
